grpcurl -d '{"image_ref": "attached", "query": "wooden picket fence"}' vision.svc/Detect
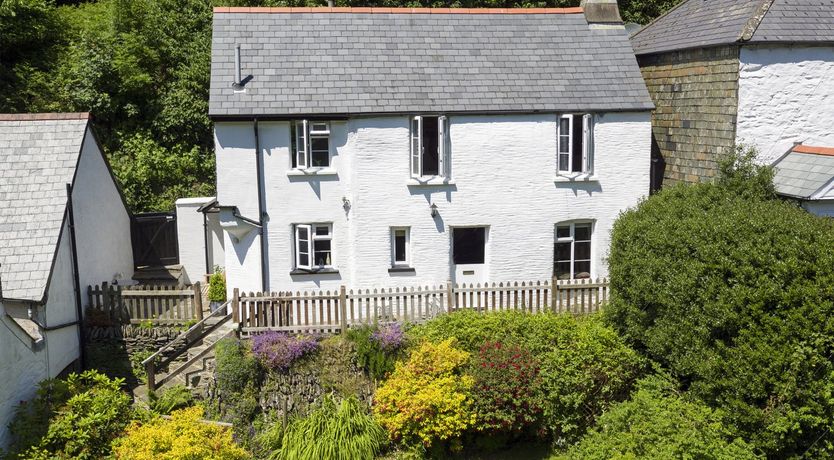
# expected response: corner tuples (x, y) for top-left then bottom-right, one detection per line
(234, 278), (608, 336)
(87, 282), (204, 324)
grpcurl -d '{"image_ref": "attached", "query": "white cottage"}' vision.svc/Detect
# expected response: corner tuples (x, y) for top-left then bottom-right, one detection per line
(632, 0), (834, 186)
(0, 113), (134, 448)
(209, 2), (653, 294)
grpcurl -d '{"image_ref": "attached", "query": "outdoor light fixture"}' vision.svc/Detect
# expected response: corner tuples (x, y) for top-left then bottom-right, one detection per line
(430, 203), (438, 218)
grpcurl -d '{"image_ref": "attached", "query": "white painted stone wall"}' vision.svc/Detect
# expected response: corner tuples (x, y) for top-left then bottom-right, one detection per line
(176, 197), (224, 284)
(737, 45), (834, 164)
(72, 128), (134, 295)
(215, 112), (651, 292)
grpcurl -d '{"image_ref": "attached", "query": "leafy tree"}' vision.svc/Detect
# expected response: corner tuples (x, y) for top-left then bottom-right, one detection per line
(606, 156), (834, 457)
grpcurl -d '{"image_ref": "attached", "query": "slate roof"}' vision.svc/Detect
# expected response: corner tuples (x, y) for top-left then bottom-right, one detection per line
(631, 0), (834, 56)
(0, 113), (90, 302)
(772, 144), (834, 199)
(209, 8), (654, 117)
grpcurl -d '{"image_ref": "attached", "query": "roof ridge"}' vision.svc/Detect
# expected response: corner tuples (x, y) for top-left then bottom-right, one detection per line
(629, 0), (691, 39)
(0, 112), (90, 122)
(213, 6), (583, 14)
(793, 144), (834, 157)
(739, 0), (775, 42)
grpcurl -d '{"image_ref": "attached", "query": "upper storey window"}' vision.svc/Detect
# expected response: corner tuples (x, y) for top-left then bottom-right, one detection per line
(410, 116), (449, 178)
(557, 114), (594, 175)
(293, 121), (330, 169)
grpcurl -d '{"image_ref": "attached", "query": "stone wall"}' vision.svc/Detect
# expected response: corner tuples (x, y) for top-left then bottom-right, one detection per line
(85, 325), (184, 384)
(638, 46), (740, 186)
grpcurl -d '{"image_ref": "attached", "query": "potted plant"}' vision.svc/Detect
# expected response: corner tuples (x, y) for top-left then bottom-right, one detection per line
(207, 267), (227, 312)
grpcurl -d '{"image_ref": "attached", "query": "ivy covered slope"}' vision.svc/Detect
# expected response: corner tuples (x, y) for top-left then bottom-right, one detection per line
(0, 0), (681, 212)
(606, 151), (834, 458)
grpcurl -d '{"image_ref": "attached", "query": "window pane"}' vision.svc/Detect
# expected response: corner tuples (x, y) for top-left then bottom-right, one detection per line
(555, 242), (572, 262)
(574, 224), (591, 241)
(554, 261), (571, 280)
(299, 252), (309, 267)
(422, 116), (439, 176)
(453, 227), (486, 264)
(315, 225), (329, 236)
(394, 231), (407, 262)
(556, 225), (571, 239)
(572, 114), (584, 172)
(574, 261), (591, 279)
(574, 241), (591, 260)
(314, 239), (331, 266)
(559, 153), (569, 172)
(559, 136), (569, 154)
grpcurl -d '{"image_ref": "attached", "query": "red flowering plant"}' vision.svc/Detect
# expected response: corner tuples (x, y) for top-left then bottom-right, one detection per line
(468, 341), (545, 437)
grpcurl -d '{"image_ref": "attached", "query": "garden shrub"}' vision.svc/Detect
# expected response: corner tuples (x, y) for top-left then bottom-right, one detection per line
(346, 323), (405, 380)
(214, 337), (258, 394)
(558, 375), (759, 460)
(252, 414), (285, 460)
(607, 167), (834, 456)
(149, 385), (195, 415)
(374, 339), (475, 449)
(409, 311), (645, 444)
(252, 331), (319, 372)
(208, 268), (226, 303)
(8, 370), (133, 459)
(469, 341), (544, 436)
(279, 396), (387, 460)
(112, 406), (249, 460)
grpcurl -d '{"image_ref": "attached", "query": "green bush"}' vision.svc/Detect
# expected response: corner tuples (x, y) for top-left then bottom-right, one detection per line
(7, 370), (133, 459)
(208, 268), (226, 302)
(558, 375), (758, 460)
(149, 385), (195, 415)
(280, 395), (387, 460)
(346, 324), (404, 381)
(408, 311), (645, 444)
(607, 171), (834, 456)
(214, 337), (258, 394)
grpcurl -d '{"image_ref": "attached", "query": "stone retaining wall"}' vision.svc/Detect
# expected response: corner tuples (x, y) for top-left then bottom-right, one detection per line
(638, 46), (740, 186)
(85, 325), (185, 384)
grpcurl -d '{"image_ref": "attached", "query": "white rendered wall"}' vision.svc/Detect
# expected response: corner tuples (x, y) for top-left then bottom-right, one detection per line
(71, 128), (134, 296)
(215, 112), (651, 292)
(175, 197), (214, 284)
(206, 212), (225, 273)
(0, 302), (47, 449)
(43, 221), (81, 376)
(803, 200), (834, 217)
(737, 45), (834, 164)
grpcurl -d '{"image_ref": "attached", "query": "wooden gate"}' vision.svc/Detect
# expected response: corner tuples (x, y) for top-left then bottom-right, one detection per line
(132, 212), (179, 267)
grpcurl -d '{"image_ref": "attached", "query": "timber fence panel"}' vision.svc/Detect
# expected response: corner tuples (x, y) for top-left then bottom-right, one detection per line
(87, 282), (199, 324)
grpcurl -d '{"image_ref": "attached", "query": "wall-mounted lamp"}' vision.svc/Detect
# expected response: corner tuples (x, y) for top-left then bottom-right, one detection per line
(430, 203), (438, 218)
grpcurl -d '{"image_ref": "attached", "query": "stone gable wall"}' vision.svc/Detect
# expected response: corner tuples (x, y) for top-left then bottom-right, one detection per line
(638, 46), (740, 186)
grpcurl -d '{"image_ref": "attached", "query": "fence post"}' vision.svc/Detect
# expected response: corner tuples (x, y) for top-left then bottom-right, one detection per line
(232, 288), (240, 323)
(193, 282), (204, 320)
(551, 276), (558, 313)
(102, 281), (111, 321)
(339, 286), (348, 333)
(446, 279), (454, 312)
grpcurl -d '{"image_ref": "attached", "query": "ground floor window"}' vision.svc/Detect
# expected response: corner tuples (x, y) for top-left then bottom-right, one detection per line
(294, 223), (332, 270)
(452, 227), (486, 264)
(554, 222), (592, 279)
(391, 227), (410, 267)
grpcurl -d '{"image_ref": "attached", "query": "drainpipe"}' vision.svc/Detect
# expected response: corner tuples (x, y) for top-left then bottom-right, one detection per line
(254, 119), (268, 293)
(65, 183), (86, 370)
(203, 211), (211, 276)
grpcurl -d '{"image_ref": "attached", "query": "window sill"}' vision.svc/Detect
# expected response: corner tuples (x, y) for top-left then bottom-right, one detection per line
(287, 167), (337, 177)
(290, 268), (340, 275)
(407, 177), (456, 187)
(553, 174), (599, 183)
(388, 267), (416, 274)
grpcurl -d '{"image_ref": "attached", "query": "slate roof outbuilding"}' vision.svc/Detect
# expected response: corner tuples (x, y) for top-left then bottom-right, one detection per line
(209, 8), (654, 117)
(0, 113), (90, 302)
(631, 0), (834, 56)
(772, 145), (834, 199)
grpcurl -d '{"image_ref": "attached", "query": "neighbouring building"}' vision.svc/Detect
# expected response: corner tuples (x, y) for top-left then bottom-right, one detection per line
(175, 197), (225, 284)
(209, 2), (653, 295)
(772, 144), (834, 217)
(631, 0), (834, 188)
(0, 113), (134, 448)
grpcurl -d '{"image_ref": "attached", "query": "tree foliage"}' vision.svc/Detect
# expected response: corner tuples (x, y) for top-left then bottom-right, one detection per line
(606, 154), (834, 457)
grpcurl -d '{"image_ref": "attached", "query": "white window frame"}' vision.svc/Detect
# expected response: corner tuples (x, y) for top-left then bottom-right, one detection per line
(391, 227), (410, 267)
(294, 120), (330, 169)
(554, 222), (593, 280)
(294, 223), (333, 270)
(557, 114), (594, 175)
(410, 115), (449, 179)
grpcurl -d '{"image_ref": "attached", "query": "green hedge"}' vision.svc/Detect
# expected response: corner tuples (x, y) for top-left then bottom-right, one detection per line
(606, 178), (834, 457)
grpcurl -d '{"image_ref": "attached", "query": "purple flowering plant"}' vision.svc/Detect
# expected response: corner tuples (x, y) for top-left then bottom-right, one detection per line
(371, 322), (404, 351)
(251, 331), (319, 371)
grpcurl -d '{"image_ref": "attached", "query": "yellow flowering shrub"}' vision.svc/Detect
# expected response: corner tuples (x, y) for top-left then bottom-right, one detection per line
(373, 338), (476, 447)
(112, 406), (249, 460)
